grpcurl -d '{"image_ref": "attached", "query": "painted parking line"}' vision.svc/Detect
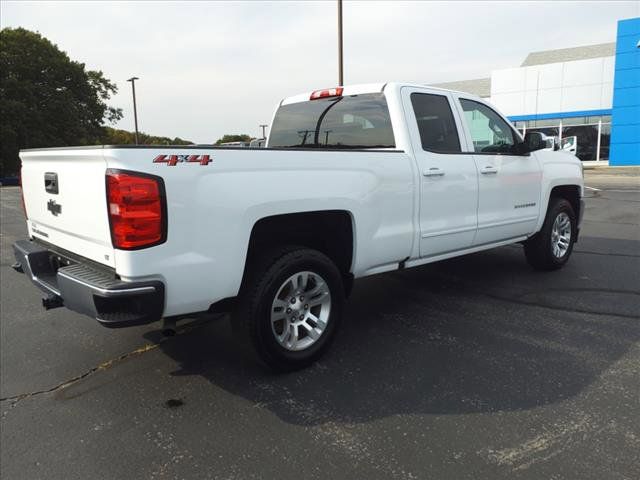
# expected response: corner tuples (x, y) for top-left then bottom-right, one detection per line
(599, 189), (640, 193)
(585, 186), (640, 193)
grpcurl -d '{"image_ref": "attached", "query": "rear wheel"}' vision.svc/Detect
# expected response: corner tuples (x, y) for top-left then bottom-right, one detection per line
(233, 246), (344, 371)
(524, 197), (576, 271)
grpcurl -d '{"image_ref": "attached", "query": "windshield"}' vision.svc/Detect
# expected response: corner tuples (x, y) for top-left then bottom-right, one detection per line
(268, 93), (395, 149)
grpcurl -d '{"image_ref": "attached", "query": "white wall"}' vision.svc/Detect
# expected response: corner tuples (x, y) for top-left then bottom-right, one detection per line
(490, 56), (614, 116)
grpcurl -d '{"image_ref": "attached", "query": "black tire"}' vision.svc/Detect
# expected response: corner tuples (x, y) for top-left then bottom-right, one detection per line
(524, 197), (576, 271)
(232, 246), (344, 372)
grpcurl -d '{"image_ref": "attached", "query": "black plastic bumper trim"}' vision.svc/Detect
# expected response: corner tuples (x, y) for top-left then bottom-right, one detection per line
(12, 240), (165, 328)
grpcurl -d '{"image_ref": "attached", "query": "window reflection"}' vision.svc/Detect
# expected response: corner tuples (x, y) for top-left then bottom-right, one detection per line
(527, 127), (559, 138)
(600, 124), (611, 161)
(563, 125), (599, 161)
(509, 115), (612, 162)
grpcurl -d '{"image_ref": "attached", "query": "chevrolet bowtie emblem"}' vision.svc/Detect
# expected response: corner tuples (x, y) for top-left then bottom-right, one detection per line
(47, 199), (62, 216)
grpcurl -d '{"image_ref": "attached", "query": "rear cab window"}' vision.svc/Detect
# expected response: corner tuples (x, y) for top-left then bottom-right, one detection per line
(268, 93), (395, 149)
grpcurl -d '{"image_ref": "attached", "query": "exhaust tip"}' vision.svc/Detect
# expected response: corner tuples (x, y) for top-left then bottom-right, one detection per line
(11, 262), (24, 273)
(161, 318), (177, 337)
(162, 328), (176, 337)
(42, 294), (63, 310)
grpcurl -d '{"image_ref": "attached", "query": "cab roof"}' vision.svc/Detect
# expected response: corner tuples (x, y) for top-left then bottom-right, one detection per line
(279, 82), (479, 106)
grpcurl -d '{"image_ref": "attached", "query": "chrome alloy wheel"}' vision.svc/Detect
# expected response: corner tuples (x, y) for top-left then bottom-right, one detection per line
(551, 212), (572, 258)
(270, 271), (331, 351)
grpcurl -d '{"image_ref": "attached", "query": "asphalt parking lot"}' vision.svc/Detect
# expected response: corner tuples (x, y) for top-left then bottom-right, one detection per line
(1, 168), (639, 480)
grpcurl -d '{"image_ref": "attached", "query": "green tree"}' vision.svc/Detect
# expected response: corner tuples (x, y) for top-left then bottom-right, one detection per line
(100, 127), (193, 146)
(214, 134), (253, 145)
(0, 28), (122, 175)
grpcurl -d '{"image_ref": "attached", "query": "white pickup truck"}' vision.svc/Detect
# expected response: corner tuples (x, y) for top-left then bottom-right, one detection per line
(13, 83), (584, 370)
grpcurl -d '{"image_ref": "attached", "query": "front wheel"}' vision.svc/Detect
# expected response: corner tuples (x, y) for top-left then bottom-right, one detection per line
(524, 197), (577, 271)
(233, 246), (344, 371)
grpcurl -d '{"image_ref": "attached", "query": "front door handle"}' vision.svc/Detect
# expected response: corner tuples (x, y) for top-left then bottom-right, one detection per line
(481, 165), (498, 175)
(423, 167), (445, 177)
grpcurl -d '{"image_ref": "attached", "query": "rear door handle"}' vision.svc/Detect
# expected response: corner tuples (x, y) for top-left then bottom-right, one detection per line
(481, 165), (498, 175)
(423, 167), (445, 177)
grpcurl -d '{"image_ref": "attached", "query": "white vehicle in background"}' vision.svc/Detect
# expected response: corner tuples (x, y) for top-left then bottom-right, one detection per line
(561, 135), (578, 154)
(249, 138), (266, 148)
(14, 82), (584, 371)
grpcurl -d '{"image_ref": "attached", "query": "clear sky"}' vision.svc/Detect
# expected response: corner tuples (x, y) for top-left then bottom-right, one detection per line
(2, 0), (638, 143)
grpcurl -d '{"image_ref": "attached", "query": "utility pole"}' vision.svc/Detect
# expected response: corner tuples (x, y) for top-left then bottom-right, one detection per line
(259, 124), (268, 139)
(338, 0), (343, 85)
(324, 130), (332, 146)
(127, 77), (140, 145)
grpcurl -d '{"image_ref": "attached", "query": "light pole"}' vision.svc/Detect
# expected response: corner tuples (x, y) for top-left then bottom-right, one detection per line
(337, 0), (343, 86)
(259, 124), (268, 139)
(127, 77), (140, 145)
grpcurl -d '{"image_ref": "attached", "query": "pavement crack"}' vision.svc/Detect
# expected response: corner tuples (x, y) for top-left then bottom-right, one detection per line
(573, 250), (640, 259)
(0, 315), (217, 412)
(0, 343), (159, 406)
(478, 291), (640, 319)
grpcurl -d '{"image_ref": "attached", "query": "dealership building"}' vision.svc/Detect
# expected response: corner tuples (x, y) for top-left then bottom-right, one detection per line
(434, 17), (639, 166)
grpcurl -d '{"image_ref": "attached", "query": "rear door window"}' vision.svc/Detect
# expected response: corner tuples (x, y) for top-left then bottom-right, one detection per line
(269, 93), (395, 148)
(410, 93), (461, 153)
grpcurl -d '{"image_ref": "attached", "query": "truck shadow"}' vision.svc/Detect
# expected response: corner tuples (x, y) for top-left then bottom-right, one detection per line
(150, 241), (640, 426)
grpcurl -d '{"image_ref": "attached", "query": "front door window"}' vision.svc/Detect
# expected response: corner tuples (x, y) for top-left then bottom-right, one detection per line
(459, 99), (516, 154)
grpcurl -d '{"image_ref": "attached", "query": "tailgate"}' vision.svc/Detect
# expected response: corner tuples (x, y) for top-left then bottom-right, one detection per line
(20, 147), (115, 268)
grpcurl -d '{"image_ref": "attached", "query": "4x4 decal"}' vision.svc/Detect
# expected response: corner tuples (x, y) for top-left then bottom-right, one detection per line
(153, 154), (212, 166)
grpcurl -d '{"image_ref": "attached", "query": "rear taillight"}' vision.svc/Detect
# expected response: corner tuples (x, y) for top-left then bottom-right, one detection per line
(106, 169), (166, 250)
(310, 87), (343, 100)
(19, 167), (27, 218)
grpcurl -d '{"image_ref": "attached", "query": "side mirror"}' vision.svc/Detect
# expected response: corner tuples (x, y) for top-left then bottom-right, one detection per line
(524, 131), (546, 152)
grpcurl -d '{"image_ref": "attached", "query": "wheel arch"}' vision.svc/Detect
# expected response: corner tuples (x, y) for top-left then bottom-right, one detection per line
(550, 184), (581, 219)
(241, 210), (356, 295)
(535, 182), (582, 233)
